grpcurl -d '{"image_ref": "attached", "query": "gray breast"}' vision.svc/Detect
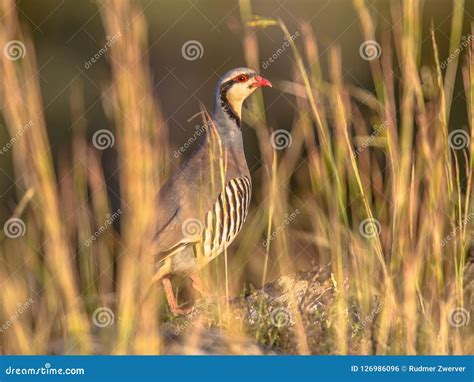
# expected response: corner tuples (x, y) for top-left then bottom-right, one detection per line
(200, 176), (251, 260)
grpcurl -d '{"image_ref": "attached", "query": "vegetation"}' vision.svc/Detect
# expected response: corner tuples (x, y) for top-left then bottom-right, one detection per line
(0, 0), (472, 354)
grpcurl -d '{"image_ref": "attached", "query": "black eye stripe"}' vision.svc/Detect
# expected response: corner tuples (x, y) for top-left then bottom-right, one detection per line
(220, 73), (256, 90)
(218, 72), (256, 129)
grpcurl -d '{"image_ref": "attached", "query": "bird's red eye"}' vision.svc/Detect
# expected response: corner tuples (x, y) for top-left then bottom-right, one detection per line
(236, 74), (248, 82)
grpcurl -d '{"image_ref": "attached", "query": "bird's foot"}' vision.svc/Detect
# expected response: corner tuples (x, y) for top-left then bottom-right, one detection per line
(162, 277), (194, 316)
(169, 305), (194, 316)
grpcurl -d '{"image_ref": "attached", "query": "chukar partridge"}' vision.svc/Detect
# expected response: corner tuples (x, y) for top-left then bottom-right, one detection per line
(154, 67), (271, 315)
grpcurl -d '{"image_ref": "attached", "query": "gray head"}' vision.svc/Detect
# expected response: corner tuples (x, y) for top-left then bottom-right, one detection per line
(214, 67), (272, 127)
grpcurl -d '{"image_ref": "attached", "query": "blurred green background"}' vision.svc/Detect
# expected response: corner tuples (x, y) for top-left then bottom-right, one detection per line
(0, 0), (472, 216)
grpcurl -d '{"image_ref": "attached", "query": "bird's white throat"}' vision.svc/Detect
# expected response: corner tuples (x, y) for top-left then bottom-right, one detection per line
(225, 84), (256, 119)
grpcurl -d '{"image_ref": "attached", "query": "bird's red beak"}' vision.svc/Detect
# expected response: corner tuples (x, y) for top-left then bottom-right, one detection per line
(253, 75), (272, 88)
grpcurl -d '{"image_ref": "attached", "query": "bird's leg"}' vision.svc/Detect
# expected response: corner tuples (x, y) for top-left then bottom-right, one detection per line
(161, 277), (193, 316)
(189, 272), (208, 298)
